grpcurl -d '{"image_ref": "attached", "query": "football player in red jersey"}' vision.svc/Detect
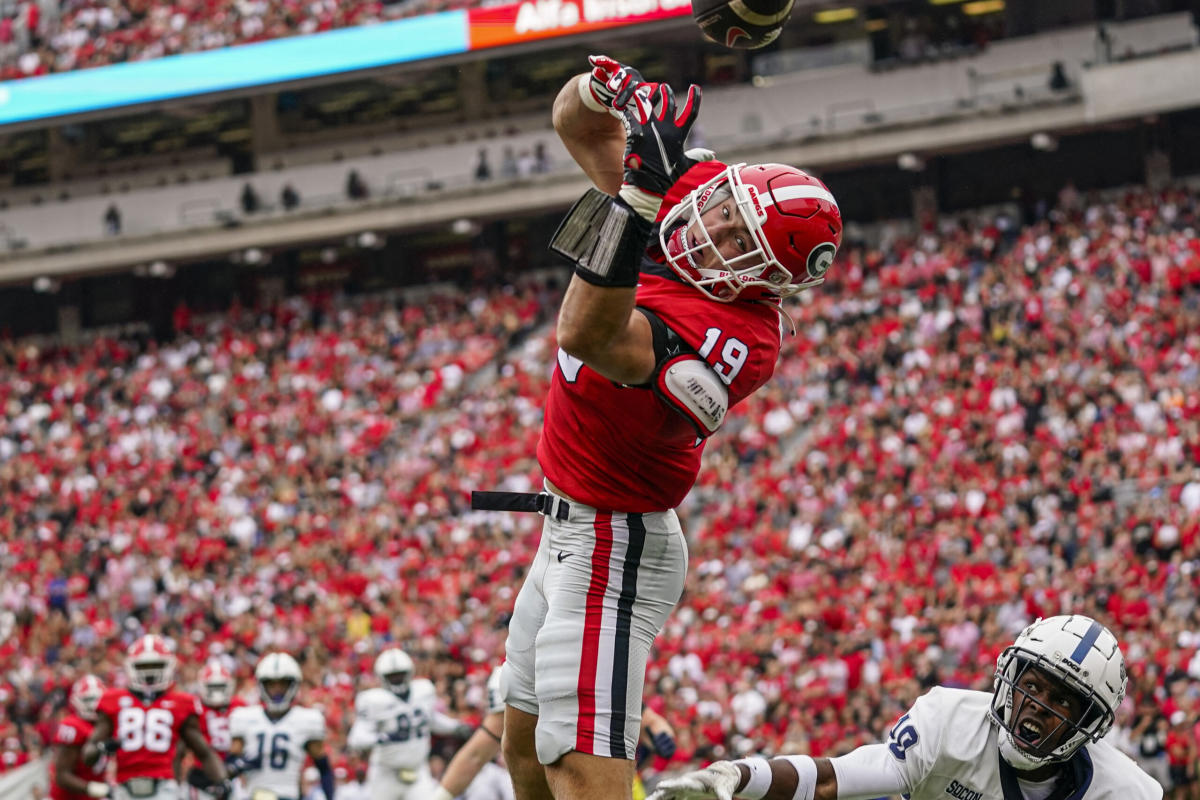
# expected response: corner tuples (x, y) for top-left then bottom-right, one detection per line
(485, 56), (842, 800)
(83, 635), (231, 800)
(180, 661), (245, 798)
(52, 675), (110, 799)
(195, 661), (243, 757)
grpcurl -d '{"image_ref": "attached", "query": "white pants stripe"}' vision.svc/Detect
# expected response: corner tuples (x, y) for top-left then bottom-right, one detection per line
(502, 492), (686, 765)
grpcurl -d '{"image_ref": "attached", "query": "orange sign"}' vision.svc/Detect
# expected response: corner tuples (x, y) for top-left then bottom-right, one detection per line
(468, 0), (693, 49)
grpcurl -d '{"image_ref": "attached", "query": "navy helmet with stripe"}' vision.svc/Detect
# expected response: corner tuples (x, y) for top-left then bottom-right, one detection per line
(990, 615), (1126, 771)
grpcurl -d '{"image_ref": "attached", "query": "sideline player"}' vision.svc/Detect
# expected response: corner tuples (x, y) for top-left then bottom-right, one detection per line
(346, 648), (472, 800)
(84, 635), (231, 800)
(52, 675), (110, 799)
(228, 652), (335, 800)
(648, 616), (1162, 800)
(474, 54), (841, 800)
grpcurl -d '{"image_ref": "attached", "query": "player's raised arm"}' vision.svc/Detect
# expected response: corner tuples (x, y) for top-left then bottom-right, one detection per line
(551, 57), (629, 195)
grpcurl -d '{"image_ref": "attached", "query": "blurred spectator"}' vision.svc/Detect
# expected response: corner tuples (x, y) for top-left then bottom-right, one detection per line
(240, 182), (261, 214)
(499, 146), (518, 179)
(346, 169), (369, 200)
(474, 148), (492, 182)
(515, 149), (535, 177)
(1049, 60), (1071, 91)
(103, 203), (121, 236)
(281, 183), (301, 211)
(532, 142), (551, 174)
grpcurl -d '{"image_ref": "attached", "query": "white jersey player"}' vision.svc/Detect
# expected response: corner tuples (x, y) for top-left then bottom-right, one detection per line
(228, 653), (335, 800)
(650, 616), (1162, 800)
(346, 649), (471, 800)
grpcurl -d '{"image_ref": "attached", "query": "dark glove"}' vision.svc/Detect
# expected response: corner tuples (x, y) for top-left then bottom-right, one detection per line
(224, 754), (256, 778)
(616, 82), (705, 221)
(99, 739), (121, 755)
(454, 722), (474, 739)
(649, 728), (677, 759)
(582, 54), (648, 113)
(209, 779), (234, 800)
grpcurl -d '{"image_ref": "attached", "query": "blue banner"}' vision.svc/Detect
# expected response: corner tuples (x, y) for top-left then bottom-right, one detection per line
(0, 13), (469, 126)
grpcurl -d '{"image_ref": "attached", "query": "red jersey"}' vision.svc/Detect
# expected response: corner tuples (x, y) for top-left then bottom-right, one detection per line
(199, 696), (246, 755)
(51, 715), (107, 800)
(539, 266), (781, 512)
(96, 688), (202, 783)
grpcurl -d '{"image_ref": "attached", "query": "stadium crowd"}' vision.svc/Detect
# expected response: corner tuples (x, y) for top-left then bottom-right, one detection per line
(1, 179), (1199, 795)
(0, 0), (479, 79)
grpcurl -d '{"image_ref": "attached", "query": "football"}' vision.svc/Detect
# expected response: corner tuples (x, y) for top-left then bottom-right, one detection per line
(691, 0), (795, 49)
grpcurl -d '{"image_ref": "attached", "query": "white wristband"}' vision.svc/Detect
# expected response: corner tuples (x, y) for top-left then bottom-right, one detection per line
(733, 758), (772, 800)
(782, 755), (817, 800)
(432, 785), (454, 800)
(577, 74), (608, 113)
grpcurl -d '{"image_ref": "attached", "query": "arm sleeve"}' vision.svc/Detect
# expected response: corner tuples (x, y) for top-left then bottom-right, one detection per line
(305, 710), (327, 743)
(829, 744), (913, 800)
(429, 709), (464, 736)
(228, 708), (248, 740)
(346, 701), (378, 753)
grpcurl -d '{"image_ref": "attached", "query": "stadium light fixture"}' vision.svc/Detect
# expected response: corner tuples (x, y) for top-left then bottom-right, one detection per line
(814, 8), (858, 23)
(1030, 132), (1058, 152)
(963, 0), (1004, 14)
(928, 0), (969, 6)
(897, 152), (926, 172)
(148, 260), (174, 278)
(32, 276), (60, 293)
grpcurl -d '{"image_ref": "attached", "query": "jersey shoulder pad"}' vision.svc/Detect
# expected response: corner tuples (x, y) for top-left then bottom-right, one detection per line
(296, 706), (326, 740)
(355, 688), (390, 714)
(228, 704), (261, 730)
(1086, 739), (1165, 799)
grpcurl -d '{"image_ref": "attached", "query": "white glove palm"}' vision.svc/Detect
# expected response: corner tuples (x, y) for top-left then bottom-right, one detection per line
(648, 761), (741, 800)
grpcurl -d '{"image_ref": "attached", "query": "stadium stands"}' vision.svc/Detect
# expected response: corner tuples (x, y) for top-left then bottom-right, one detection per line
(1, 12), (1195, 254)
(1, 178), (1198, 786)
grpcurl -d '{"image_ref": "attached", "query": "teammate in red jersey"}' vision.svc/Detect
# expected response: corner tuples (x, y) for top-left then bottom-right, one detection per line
(480, 55), (842, 800)
(52, 675), (110, 799)
(195, 661), (244, 757)
(180, 661), (245, 798)
(83, 635), (231, 800)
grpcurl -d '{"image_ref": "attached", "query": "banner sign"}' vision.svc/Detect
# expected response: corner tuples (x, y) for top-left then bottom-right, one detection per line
(467, 0), (692, 49)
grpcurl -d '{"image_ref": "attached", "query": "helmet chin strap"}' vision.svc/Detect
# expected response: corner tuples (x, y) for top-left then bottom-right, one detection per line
(998, 730), (1062, 772)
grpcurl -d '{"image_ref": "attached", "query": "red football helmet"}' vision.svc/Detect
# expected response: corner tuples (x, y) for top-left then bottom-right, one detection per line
(197, 661), (235, 708)
(659, 163), (842, 302)
(125, 635), (176, 697)
(69, 675), (105, 721)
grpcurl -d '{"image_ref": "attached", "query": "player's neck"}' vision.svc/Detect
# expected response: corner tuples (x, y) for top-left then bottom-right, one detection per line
(1013, 761), (1062, 783)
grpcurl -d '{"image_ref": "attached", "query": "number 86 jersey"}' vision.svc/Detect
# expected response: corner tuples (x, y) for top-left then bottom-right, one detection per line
(229, 704), (326, 799)
(96, 687), (204, 783)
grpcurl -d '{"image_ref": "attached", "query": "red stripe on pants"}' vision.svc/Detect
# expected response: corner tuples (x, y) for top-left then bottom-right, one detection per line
(576, 512), (613, 753)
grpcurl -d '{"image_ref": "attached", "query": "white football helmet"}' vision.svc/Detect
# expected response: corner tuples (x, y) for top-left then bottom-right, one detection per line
(255, 653), (302, 715)
(658, 163), (842, 302)
(125, 635), (177, 697)
(374, 649), (415, 697)
(69, 675), (105, 721)
(197, 661), (236, 708)
(990, 615), (1126, 771)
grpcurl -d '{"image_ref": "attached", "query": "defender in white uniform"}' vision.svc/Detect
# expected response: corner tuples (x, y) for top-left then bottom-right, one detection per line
(346, 649), (472, 800)
(649, 615), (1162, 800)
(228, 653), (335, 800)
